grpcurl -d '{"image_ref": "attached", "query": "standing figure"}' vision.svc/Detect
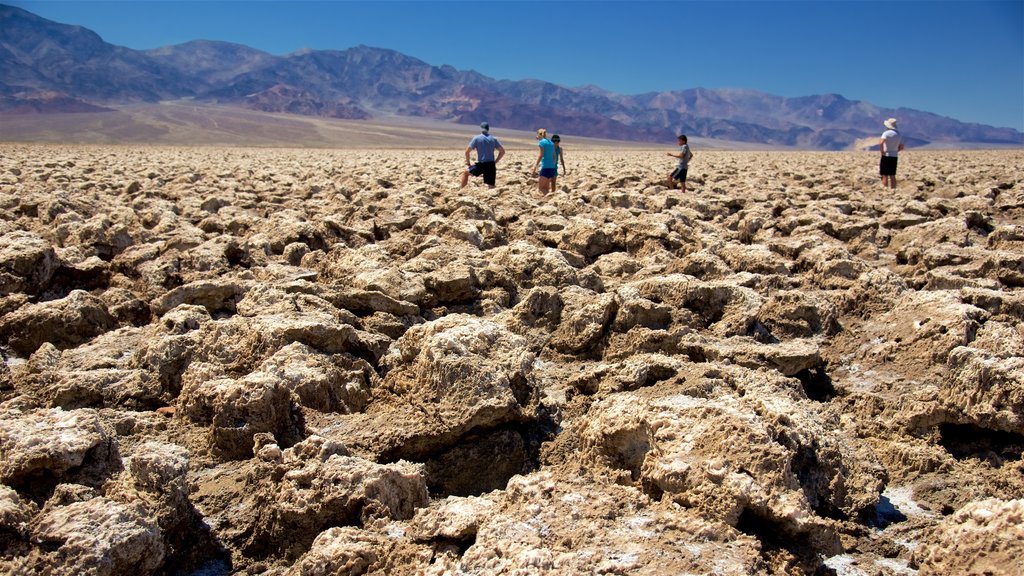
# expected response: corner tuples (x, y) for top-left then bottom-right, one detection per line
(531, 128), (557, 193)
(551, 134), (567, 190)
(666, 134), (693, 191)
(460, 122), (505, 189)
(879, 118), (905, 189)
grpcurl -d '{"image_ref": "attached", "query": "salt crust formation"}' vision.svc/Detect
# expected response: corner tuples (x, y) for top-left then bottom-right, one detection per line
(0, 144), (1022, 575)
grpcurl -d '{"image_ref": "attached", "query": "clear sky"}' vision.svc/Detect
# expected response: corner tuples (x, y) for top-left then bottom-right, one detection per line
(8, 0), (1024, 131)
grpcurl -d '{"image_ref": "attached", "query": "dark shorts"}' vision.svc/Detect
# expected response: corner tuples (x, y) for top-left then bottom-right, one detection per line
(671, 166), (688, 182)
(879, 156), (898, 176)
(539, 167), (557, 179)
(468, 161), (497, 185)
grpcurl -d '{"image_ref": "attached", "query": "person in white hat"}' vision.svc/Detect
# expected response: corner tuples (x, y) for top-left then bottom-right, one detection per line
(879, 118), (905, 189)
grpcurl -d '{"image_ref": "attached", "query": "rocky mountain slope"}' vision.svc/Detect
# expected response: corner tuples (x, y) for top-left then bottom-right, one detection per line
(1, 144), (1022, 574)
(2, 3), (1021, 149)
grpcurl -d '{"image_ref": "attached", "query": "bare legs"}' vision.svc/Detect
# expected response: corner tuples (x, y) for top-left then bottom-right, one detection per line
(666, 174), (686, 192)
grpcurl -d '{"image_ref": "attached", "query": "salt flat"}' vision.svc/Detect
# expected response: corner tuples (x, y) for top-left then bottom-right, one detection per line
(1, 144), (1022, 575)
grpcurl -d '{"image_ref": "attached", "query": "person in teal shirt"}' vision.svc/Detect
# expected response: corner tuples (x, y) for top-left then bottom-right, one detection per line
(531, 128), (557, 193)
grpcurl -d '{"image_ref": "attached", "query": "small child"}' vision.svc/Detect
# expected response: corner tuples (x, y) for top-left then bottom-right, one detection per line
(551, 134), (567, 189)
(666, 134), (693, 192)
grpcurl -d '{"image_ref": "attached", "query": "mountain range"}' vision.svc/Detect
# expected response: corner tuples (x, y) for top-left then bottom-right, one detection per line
(2, 4), (1021, 149)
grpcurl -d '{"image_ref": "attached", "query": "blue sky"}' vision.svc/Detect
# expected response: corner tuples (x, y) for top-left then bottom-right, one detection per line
(9, 0), (1024, 131)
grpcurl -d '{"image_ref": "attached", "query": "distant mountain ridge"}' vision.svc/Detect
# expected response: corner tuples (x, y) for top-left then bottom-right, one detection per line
(1, 4), (1021, 149)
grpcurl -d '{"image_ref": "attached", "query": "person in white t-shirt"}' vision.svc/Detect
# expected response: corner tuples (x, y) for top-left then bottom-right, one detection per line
(879, 118), (905, 189)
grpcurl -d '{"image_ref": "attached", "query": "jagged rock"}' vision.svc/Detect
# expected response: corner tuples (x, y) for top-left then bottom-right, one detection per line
(179, 370), (302, 459)
(422, 263), (480, 306)
(985, 249), (1024, 287)
(318, 244), (430, 304)
(100, 287), (152, 326)
(54, 212), (135, 260)
(53, 249), (110, 291)
(322, 315), (539, 466)
(454, 471), (764, 575)
(559, 353), (686, 397)
(718, 242), (793, 276)
(236, 282), (360, 325)
(487, 241), (583, 289)
(970, 319), (1024, 357)
(941, 346), (1024, 432)
(0, 408), (117, 495)
(0, 289), (116, 355)
(559, 217), (623, 260)
(756, 290), (840, 338)
(0, 231), (58, 295)
(150, 279), (248, 316)
(255, 342), (373, 414)
(695, 335), (823, 377)
(987, 224), (1024, 250)
(324, 287), (421, 317)
(839, 266), (909, 316)
(0, 484), (33, 554)
(888, 216), (981, 266)
(679, 248), (734, 279)
(409, 493), (496, 543)
(628, 275), (763, 337)
(26, 497), (164, 576)
(914, 498), (1024, 575)
(801, 245), (870, 290)
(610, 285), (673, 332)
(500, 285), (563, 351)
(17, 328), (163, 409)
(169, 308), (390, 393)
(285, 526), (432, 576)
(832, 290), (989, 378)
(101, 441), (225, 573)
(548, 287), (617, 355)
(578, 379), (882, 535)
(242, 436), (428, 560)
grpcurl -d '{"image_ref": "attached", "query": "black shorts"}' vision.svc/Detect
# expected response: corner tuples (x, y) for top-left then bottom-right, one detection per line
(468, 161), (497, 185)
(671, 166), (688, 182)
(879, 156), (898, 176)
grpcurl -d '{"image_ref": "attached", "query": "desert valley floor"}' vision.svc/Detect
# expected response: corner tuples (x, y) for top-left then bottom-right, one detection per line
(1, 144), (1022, 575)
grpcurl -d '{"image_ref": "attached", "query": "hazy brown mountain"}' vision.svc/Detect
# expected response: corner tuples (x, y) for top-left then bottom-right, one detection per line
(0, 4), (200, 101)
(1, 3), (1021, 148)
(0, 89), (111, 113)
(241, 83), (370, 119)
(143, 40), (277, 85)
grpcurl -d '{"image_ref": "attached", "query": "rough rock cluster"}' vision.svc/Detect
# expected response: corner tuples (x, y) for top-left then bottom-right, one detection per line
(1, 144), (1022, 575)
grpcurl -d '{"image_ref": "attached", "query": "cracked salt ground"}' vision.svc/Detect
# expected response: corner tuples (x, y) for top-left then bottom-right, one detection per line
(1, 145), (1022, 574)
